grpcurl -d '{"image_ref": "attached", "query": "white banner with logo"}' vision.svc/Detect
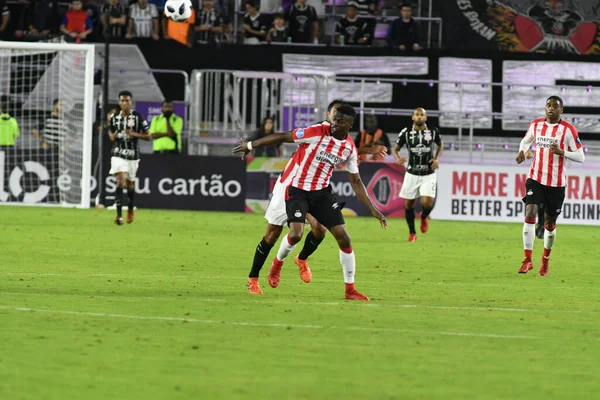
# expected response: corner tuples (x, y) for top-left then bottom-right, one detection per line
(435, 163), (600, 225)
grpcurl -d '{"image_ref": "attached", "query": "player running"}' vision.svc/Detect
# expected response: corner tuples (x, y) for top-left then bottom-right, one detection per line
(516, 96), (584, 276)
(234, 104), (387, 301)
(393, 107), (442, 242)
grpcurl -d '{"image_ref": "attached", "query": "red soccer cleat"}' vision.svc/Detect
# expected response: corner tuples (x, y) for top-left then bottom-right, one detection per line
(408, 233), (417, 242)
(127, 208), (134, 224)
(345, 289), (370, 301)
(518, 258), (533, 274)
(420, 217), (429, 233)
(294, 255), (312, 283)
(539, 257), (549, 276)
(268, 258), (283, 288)
(248, 277), (263, 295)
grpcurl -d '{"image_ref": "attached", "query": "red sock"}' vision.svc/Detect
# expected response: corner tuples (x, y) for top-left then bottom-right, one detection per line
(543, 248), (551, 258)
(345, 283), (355, 292)
(524, 249), (532, 259)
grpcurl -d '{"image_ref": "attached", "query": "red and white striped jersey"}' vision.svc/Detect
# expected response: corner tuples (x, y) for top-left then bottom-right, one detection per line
(289, 123), (359, 191)
(524, 118), (582, 187)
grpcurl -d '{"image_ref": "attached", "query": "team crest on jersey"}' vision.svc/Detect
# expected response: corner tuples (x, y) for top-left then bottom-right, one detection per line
(296, 129), (305, 139)
(423, 131), (432, 141)
(127, 116), (136, 128)
(342, 149), (351, 158)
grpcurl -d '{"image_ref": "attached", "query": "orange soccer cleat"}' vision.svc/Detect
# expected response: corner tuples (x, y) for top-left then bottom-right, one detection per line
(248, 277), (263, 295)
(408, 233), (417, 242)
(127, 208), (135, 224)
(294, 255), (312, 283)
(420, 217), (429, 233)
(518, 258), (533, 274)
(345, 289), (370, 301)
(268, 258), (283, 288)
(539, 257), (549, 276)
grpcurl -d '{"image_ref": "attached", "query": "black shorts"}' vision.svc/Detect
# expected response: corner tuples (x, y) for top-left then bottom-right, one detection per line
(522, 179), (565, 217)
(286, 186), (345, 229)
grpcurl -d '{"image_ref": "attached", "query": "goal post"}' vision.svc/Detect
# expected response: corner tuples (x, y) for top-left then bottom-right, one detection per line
(0, 41), (95, 208)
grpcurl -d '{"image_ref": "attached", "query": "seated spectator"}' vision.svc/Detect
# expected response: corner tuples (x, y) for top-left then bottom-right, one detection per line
(101, 0), (128, 38)
(60, 0), (94, 42)
(335, 2), (370, 45)
(251, 117), (279, 157)
(242, 1), (269, 45)
(195, 0), (223, 44)
(354, 115), (390, 161)
(266, 13), (288, 43)
(387, 3), (421, 51)
(284, 0), (318, 44)
(126, 0), (159, 40)
(0, 104), (20, 148)
(354, 0), (378, 44)
(166, 5), (196, 46)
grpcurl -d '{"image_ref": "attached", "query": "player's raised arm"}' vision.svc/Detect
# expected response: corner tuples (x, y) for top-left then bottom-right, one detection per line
(233, 131), (294, 159)
(517, 123), (535, 164)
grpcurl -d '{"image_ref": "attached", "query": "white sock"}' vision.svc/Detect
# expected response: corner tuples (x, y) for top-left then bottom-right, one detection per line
(339, 249), (355, 284)
(276, 234), (296, 262)
(544, 227), (556, 254)
(523, 222), (535, 253)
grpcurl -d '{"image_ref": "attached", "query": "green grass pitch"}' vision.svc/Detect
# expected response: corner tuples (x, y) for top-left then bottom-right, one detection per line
(1, 207), (600, 399)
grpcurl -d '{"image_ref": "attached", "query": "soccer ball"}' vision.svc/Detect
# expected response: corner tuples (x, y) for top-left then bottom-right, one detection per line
(164, 0), (193, 22)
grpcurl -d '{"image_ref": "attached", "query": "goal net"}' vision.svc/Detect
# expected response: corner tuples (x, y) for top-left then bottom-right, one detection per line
(0, 41), (94, 208)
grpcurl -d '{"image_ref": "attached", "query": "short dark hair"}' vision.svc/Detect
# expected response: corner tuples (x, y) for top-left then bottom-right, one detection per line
(273, 13), (284, 19)
(245, 0), (258, 8)
(335, 104), (357, 121)
(53, 98), (60, 106)
(327, 98), (344, 112)
(118, 90), (133, 99)
(547, 95), (563, 107)
(401, 3), (412, 9)
(163, 99), (173, 105)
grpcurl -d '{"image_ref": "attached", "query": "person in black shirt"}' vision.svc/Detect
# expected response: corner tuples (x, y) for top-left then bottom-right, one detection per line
(387, 3), (421, 51)
(393, 108), (442, 242)
(284, 0), (318, 44)
(266, 14), (289, 43)
(195, 0), (223, 44)
(242, 0), (269, 44)
(335, 2), (369, 45)
(101, 0), (128, 38)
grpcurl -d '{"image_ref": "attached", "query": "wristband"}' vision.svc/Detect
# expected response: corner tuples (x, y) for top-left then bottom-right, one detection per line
(247, 141), (253, 151)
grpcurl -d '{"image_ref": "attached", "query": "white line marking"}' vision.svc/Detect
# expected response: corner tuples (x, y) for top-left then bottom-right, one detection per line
(0, 306), (537, 340)
(1, 292), (596, 314)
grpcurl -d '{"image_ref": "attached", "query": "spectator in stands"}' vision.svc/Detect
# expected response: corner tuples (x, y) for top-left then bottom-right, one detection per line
(195, 0), (223, 44)
(242, 0), (269, 45)
(387, 3), (421, 51)
(0, 104), (20, 148)
(266, 13), (288, 43)
(126, 0), (159, 40)
(251, 117), (279, 157)
(0, 0), (9, 40)
(354, 114), (390, 161)
(335, 2), (370, 45)
(101, 0), (128, 38)
(354, 0), (378, 45)
(33, 99), (66, 150)
(83, 0), (101, 40)
(165, 6), (195, 46)
(285, 0), (318, 44)
(150, 100), (183, 154)
(60, 0), (94, 42)
(14, 0), (61, 40)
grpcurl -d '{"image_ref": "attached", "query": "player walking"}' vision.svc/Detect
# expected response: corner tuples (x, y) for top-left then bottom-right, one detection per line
(393, 108), (442, 242)
(516, 96), (584, 276)
(234, 104), (387, 301)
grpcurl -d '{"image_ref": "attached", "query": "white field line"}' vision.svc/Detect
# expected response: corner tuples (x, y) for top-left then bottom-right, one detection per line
(0, 305), (538, 340)
(0, 291), (597, 315)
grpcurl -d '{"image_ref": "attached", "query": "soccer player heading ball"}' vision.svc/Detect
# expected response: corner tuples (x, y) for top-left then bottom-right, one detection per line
(234, 104), (387, 301)
(516, 96), (585, 276)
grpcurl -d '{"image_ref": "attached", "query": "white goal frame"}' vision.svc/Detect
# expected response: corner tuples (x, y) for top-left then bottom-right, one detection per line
(0, 41), (95, 209)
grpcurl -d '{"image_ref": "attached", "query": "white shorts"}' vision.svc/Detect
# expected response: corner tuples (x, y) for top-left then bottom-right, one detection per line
(264, 178), (288, 226)
(399, 172), (437, 199)
(109, 157), (140, 181)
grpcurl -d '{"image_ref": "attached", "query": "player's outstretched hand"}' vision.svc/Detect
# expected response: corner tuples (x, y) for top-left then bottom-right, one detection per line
(233, 139), (251, 160)
(372, 209), (388, 229)
(549, 143), (564, 156)
(370, 145), (388, 158)
(429, 158), (439, 169)
(515, 151), (525, 164)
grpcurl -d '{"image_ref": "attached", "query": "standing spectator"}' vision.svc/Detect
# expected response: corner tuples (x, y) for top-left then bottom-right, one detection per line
(149, 100), (183, 154)
(0, 0), (9, 40)
(266, 13), (288, 42)
(335, 2), (370, 45)
(242, 0), (269, 45)
(165, 6), (196, 46)
(284, 0), (318, 44)
(0, 104), (20, 148)
(251, 117), (279, 157)
(195, 0), (223, 44)
(101, 0), (128, 38)
(354, 0), (378, 44)
(33, 99), (67, 150)
(354, 115), (390, 161)
(60, 0), (94, 42)
(387, 3), (421, 51)
(126, 0), (159, 40)
(83, 0), (101, 39)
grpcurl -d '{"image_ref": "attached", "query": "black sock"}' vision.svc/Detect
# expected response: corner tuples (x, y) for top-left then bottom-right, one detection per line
(421, 207), (433, 220)
(249, 237), (274, 278)
(115, 188), (123, 217)
(298, 231), (324, 261)
(405, 208), (416, 234)
(127, 189), (135, 209)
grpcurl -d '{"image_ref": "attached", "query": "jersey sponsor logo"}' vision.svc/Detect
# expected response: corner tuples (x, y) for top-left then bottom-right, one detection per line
(296, 129), (305, 138)
(409, 144), (431, 155)
(535, 136), (559, 148)
(315, 150), (344, 165)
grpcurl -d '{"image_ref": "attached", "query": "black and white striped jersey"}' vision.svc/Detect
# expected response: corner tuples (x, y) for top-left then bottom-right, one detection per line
(40, 115), (68, 145)
(129, 3), (158, 37)
(110, 111), (149, 160)
(396, 125), (442, 176)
